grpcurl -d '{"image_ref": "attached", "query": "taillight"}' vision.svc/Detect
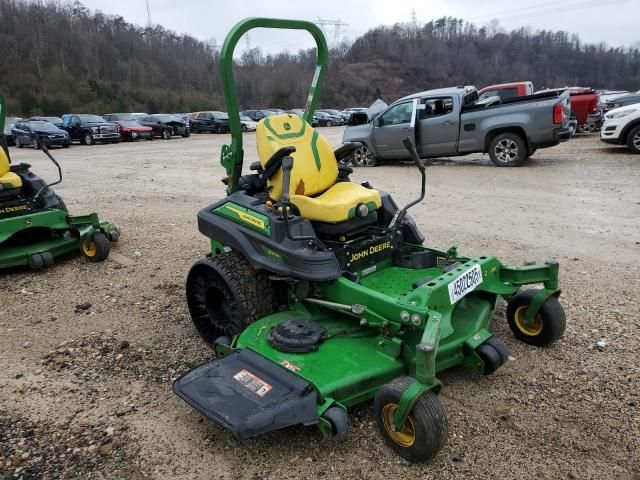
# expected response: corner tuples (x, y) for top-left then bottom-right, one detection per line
(553, 103), (565, 124)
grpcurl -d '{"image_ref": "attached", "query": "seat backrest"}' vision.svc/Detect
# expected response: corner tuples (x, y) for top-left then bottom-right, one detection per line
(0, 147), (10, 176)
(256, 114), (338, 201)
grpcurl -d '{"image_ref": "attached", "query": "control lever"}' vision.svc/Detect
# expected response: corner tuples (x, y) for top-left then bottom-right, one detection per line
(33, 145), (63, 202)
(388, 137), (426, 230)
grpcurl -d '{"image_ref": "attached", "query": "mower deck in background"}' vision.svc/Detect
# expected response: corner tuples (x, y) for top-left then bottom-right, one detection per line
(174, 18), (567, 462)
(0, 89), (119, 270)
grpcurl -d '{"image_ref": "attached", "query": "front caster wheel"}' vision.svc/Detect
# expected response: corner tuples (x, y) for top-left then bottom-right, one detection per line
(374, 377), (447, 462)
(80, 231), (111, 262)
(476, 337), (509, 375)
(507, 289), (566, 347)
(322, 407), (350, 442)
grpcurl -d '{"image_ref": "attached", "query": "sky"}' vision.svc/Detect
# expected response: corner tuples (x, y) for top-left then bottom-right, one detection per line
(79, 0), (639, 52)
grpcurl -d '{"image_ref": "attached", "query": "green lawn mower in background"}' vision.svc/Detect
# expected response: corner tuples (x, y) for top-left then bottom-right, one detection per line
(0, 89), (119, 270)
(174, 18), (567, 462)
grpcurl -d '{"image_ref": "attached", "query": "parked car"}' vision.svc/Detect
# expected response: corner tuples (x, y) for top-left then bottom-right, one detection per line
(12, 119), (70, 149)
(343, 85), (572, 167)
(240, 109), (276, 122)
(265, 108), (285, 114)
(190, 111), (230, 133)
(285, 109), (319, 127)
(240, 115), (258, 132)
(313, 111), (342, 127)
(605, 94), (640, 111)
(4, 116), (21, 146)
(567, 87), (602, 132)
(598, 90), (629, 107)
(61, 114), (120, 145)
(317, 109), (348, 123)
(113, 120), (154, 141)
(138, 114), (190, 139)
(600, 103), (640, 154)
(29, 116), (63, 127)
(478, 82), (534, 101)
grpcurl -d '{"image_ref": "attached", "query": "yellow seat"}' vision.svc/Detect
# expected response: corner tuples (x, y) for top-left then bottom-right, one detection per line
(256, 114), (381, 223)
(0, 148), (22, 189)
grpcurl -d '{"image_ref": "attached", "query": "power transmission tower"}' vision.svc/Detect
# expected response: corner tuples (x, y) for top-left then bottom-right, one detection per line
(245, 33), (251, 51)
(410, 8), (418, 27)
(316, 18), (349, 47)
(145, 0), (152, 28)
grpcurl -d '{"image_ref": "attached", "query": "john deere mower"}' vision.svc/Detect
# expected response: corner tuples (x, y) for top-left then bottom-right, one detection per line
(174, 18), (566, 462)
(0, 89), (119, 270)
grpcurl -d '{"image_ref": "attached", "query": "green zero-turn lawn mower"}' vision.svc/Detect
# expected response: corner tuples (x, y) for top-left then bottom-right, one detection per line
(174, 18), (567, 462)
(0, 89), (119, 270)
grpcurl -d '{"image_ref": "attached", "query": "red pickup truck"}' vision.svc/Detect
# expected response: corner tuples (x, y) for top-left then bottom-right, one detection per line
(480, 81), (602, 133)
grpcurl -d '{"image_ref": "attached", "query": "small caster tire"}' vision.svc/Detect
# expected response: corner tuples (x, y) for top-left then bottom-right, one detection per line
(323, 407), (350, 442)
(484, 337), (509, 364)
(507, 289), (566, 347)
(476, 343), (503, 375)
(80, 231), (111, 262)
(374, 377), (447, 462)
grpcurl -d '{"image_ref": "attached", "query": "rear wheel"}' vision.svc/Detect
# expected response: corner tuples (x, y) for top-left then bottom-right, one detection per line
(507, 289), (566, 346)
(626, 125), (640, 154)
(488, 132), (527, 166)
(186, 251), (276, 346)
(80, 231), (111, 262)
(162, 129), (171, 140)
(374, 377), (448, 462)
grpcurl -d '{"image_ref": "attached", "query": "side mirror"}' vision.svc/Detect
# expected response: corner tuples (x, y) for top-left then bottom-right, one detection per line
(376, 116), (385, 127)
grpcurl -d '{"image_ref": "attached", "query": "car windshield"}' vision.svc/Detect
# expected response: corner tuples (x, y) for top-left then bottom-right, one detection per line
(40, 117), (62, 123)
(152, 114), (179, 122)
(212, 113), (228, 120)
(119, 121), (142, 127)
(112, 114), (138, 121)
(6, 117), (20, 124)
(77, 114), (106, 123)
(30, 121), (59, 131)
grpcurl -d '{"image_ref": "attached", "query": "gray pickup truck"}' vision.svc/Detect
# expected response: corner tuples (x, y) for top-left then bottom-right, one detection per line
(342, 86), (572, 167)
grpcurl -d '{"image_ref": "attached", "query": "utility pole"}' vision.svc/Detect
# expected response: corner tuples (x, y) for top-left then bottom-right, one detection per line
(245, 33), (251, 51)
(316, 18), (349, 47)
(145, 0), (152, 28)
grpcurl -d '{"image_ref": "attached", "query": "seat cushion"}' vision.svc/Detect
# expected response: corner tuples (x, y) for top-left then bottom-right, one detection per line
(256, 114), (338, 201)
(291, 182), (382, 223)
(0, 148), (21, 189)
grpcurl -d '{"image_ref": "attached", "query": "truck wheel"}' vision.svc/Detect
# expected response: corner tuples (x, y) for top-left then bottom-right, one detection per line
(83, 133), (95, 145)
(186, 252), (276, 346)
(374, 377), (447, 462)
(351, 145), (376, 167)
(626, 125), (640, 154)
(489, 133), (527, 166)
(507, 289), (566, 347)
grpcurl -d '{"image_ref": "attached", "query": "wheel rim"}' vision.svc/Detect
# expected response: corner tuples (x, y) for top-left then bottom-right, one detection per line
(381, 403), (416, 447)
(633, 131), (640, 150)
(513, 306), (543, 336)
(81, 241), (97, 257)
(32, 139), (38, 148)
(84, 134), (92, 145)
(495, 139), (519, 163)
(353, 146), (373, 167)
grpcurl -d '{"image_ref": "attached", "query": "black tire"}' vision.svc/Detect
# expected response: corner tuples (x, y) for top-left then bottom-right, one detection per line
(475, 343), (503, 375)
(32, 138), (40, 150)
(374, 377), (448, 462)
(29, 253), (46, 270)
(83, 133), (95, 146)
(351, 144), (376, 167)
(16, 138), (23, 148)
(488, 132), (527, 166)
(182, 130), (190, 138)
(326, 120), (333, 127)
(626, 125), (640, 154)
(186, 251), (276, 346)
(241, 124), (248, 133)
(323, 407), (350, 442)
(80, 231), (111, 262)
(506, 289), (566, 347)
(63, 144), (70, 148)
(484, 337), (509, 364)
(162, 129), (171, 140)
(53, 194), (68, 212)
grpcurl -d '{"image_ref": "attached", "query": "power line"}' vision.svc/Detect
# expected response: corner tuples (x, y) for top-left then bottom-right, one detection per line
(466, 0), (628, 23)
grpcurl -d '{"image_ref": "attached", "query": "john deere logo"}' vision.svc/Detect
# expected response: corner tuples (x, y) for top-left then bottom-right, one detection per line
(283, 122), (291, 131)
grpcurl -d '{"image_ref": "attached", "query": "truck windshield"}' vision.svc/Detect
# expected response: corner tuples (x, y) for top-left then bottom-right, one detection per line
(78, 115), (106, 123)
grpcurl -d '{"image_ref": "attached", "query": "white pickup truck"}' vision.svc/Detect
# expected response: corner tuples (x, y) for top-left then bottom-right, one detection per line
(600, 104), (640, 154)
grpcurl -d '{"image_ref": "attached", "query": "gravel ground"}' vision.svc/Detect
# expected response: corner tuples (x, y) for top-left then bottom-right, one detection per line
(1, 130), (638, 479)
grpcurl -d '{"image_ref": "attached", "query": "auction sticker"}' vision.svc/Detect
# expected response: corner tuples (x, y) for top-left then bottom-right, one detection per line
(448, 264), (483, 304)
(233, 369), (272, 397)
(280, 360), (300, 372)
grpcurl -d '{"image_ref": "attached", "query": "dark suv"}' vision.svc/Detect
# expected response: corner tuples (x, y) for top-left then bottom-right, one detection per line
(190, 111), (230, 133)
(61, 114), (120, 145)
(12, 120), (70, 149)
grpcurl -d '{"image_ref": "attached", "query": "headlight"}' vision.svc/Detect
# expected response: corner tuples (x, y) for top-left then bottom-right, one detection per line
(605, 109), (636, 119)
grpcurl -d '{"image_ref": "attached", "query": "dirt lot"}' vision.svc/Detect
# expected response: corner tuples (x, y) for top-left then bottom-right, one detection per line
(1, 130), (638, 479)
